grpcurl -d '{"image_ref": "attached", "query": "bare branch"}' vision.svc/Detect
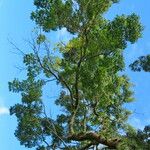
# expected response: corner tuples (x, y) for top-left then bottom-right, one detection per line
(7, 38), (26, 56)
(41, 102), (70, 149)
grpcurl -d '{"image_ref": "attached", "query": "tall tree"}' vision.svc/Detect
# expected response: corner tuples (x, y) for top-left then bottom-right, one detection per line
(9, 0), (143, 149)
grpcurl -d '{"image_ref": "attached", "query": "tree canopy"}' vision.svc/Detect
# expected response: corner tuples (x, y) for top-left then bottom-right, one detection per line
(9, 0), (143, 149)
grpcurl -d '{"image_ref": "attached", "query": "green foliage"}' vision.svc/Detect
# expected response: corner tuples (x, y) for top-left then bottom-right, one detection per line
(10, 0), (143, 149)
(36, 34), (46, 44)
(119, 125), (150, 150)
(130, 55), (150, 72)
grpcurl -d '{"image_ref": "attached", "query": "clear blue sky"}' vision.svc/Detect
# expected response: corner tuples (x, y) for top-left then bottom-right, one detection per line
(0, 0), (150, 150)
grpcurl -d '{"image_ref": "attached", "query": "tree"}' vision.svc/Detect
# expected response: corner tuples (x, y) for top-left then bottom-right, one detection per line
(9, 0), (143, 149)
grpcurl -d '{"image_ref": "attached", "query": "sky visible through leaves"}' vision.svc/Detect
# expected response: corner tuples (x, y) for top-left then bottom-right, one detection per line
(0, 0), (150, 149)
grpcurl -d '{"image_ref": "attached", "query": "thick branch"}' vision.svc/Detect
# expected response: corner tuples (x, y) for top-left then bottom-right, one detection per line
(67, 132), (120, 149)
(69, 25), (90, 134)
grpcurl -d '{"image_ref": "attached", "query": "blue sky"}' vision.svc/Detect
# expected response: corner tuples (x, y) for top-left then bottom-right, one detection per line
(0, 0), (150, 149)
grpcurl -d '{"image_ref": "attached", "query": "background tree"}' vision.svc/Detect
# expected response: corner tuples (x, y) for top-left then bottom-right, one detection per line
(122, 125), (150, 150)
(129, 30), (150, 150)
(130, 55), (150, 72)
(9, 0), (143, 149)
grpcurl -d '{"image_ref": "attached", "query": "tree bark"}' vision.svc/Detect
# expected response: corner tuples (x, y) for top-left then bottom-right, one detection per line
(67, 132), (120, 149)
